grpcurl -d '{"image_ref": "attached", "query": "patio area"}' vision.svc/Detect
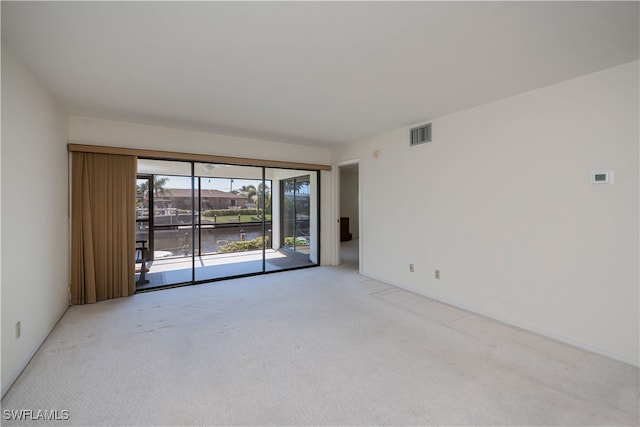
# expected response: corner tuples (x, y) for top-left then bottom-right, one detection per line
(136, 248), (314, 290)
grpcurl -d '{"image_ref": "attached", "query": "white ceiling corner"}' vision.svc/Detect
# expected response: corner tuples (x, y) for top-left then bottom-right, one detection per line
(2, 1), (638, 147)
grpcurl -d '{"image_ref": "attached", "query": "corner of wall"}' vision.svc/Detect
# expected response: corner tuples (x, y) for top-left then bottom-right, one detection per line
(330, 61), (639, 365)
(1, 44), (70, 397)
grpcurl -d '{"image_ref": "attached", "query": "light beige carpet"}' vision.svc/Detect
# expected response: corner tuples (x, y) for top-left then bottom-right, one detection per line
(2, 241), (638, 426)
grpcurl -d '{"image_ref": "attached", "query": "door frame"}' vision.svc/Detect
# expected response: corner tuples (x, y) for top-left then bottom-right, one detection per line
(136, 174), (155, 258)
(280, 174), (311, 254)
(332, 159), (361, 273)
(136, 160), (322, 290)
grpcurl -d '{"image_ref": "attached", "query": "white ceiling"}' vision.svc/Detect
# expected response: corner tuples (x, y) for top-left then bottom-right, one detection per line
(2, 1), (638, 147)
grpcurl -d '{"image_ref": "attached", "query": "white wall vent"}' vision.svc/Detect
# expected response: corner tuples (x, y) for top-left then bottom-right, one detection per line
(410, 123), (431, 146)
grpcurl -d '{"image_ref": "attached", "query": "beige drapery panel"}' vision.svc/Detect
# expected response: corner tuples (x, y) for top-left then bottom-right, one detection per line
(71, 152), (136, 304)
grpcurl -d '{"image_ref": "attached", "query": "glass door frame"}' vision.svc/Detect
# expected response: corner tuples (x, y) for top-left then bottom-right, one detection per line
(135, 174), (154, 257)
(280, 174), (311, 253)
(136, 158), (321, 291)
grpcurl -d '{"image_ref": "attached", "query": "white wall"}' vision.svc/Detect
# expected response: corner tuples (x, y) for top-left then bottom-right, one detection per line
(340, 168), (359, 239)
(332, 61), (639, 365)
(68, 116), (331, 166)
(1, 45), (70, 396)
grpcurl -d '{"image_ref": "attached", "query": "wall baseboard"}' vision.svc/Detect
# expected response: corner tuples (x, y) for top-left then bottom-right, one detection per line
(1, 306), (71, 398)
(368, 275), (639, 368)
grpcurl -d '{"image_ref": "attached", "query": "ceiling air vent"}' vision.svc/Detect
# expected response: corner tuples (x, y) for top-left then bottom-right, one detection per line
(410, 123), (431, 146)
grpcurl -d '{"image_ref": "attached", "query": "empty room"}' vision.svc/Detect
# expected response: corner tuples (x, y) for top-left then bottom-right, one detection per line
(1, 1), (638, 426)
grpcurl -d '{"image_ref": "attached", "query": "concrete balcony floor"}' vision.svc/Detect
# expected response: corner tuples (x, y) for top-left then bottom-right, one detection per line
(136, 247), (314, 290)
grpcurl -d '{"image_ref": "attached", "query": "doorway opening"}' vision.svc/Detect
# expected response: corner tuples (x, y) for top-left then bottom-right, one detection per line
(338, 162), (360, 270)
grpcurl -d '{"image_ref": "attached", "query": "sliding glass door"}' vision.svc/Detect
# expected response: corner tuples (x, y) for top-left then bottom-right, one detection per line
(194, 164), (265, 281)
(135, 161), (194, 288)
(265, 170), (317, 271)
(282, 175), (310, 253)
(135, 159), (318, 290)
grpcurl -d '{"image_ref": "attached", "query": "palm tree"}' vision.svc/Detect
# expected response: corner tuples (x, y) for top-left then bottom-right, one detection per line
(137, 176), (172, 215)
(136, 181), (149, 207)
(153, 176), (170, 198)
(137, 176), (173, 212)
(238, 184), (257, 204)
(256, 183), (271, 217)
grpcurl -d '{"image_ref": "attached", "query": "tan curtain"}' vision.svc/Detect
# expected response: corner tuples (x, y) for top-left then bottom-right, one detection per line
(71, 152), (136, 304)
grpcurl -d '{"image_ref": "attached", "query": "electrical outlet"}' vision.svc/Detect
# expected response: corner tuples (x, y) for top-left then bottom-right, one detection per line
(15, 321), (21, 339)
(409, 264), (415, 272)
(435, 269), (441, 279)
